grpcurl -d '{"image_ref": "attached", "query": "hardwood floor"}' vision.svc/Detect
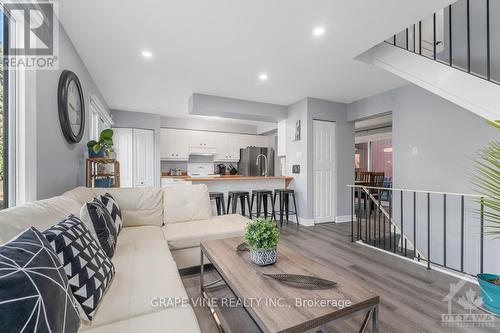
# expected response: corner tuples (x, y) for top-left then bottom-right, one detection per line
(181, 223), (498, 332)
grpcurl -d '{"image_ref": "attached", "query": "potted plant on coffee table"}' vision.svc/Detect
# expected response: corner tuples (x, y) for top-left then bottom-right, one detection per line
(244, 218), (280, 266)
(474, 120), (500, 315)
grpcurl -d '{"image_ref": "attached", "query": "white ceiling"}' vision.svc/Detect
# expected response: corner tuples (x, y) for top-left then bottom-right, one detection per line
(59, 0), (452, 118)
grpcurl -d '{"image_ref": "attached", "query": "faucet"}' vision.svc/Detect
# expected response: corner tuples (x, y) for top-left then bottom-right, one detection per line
(256, 154), (268, 177)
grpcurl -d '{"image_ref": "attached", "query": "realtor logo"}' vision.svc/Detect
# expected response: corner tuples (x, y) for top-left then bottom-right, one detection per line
(441, 279), (495, 328)
(1, 0), (59, 69)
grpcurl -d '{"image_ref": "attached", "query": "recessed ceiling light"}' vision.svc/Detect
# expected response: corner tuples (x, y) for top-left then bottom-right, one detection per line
(258, 73), (268, 81)
(313, 27), (325, 37)
(141, 50), (153, 58)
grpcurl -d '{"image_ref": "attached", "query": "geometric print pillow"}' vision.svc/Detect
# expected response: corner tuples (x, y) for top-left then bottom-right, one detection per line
(0, 227), (81, 333)
(80, 199), (117, 259)
(43, 215), (115, 322)
(98, 193), (122, 234)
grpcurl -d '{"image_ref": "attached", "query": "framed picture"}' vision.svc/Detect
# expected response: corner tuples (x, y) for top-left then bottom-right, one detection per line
(294, 120), (301, 141)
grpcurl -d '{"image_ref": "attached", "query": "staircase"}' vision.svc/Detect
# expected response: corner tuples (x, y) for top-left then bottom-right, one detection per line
(356, 0), (500, 121)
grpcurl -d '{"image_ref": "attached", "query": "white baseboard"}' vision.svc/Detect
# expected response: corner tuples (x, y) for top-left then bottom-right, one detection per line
(335, 215), (356, 223)
(284, 215), (314, 226)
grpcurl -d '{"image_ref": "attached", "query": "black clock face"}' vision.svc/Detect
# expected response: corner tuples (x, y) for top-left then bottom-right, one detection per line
(58, 70), (85, 143)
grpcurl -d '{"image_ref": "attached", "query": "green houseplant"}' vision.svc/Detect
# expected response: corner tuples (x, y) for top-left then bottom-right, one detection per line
(87, 129), (114, 158)
(244, 218), (280, 266)
(473, 120), (500, 315)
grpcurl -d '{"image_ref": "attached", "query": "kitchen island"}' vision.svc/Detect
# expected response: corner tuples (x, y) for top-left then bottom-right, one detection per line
(161, 175), (294, 215)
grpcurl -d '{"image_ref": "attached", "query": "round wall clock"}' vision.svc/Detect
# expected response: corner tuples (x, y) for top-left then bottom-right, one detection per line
(58, 70), (85, 143)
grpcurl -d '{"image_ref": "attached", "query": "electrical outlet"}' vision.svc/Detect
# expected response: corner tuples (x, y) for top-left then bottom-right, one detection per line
(412, 147), (418, 156)
(292, 165), (300, 174)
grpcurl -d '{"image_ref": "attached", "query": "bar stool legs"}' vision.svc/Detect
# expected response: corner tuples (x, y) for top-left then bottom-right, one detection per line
(209, 192), (225, 216)
(273, 189), (299, 227)
(227, 191), (252, 219)
(251, 190), (276, 220)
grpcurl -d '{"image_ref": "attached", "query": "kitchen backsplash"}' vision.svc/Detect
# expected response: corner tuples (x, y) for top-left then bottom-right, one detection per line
(161, 161), (235, 174)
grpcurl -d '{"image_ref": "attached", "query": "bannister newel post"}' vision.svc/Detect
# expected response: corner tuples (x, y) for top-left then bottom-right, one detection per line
(400, 191), (403, 253)
(427, 193), (431, 270)
(480, 198), (484, 273)
(443, 194), (447, 267)
(413, 191), (416, 257)
(351, 187), (354, 242)
(461, 195), (465, 273)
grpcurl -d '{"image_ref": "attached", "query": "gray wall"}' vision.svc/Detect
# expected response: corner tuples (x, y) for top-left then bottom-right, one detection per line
(285, 98), (354, 223)
(111, 110), (161, 187)
(161, 116), (259, 134)
(189, 93), (288, 122)
(347, 84), (499, 273)
(36, 24), (110, 199)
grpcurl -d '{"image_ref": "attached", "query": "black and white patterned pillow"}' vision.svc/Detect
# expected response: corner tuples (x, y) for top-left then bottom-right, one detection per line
(0, 227), (80, 333)
(98, 193), (122, 234)
(80, 199), (117, 258)
(43, 215), (115, 322)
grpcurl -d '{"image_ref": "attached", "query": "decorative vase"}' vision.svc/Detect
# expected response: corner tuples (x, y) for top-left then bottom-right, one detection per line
(477, 273), (500, 315)
(88, 147), (104, 158)
(250, 248), (277, 266)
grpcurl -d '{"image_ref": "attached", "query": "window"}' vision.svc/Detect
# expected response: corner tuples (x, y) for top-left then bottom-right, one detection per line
(354, 143), (368, 171)
(354, 138), (393, 180)
(89, 95), (112, 141)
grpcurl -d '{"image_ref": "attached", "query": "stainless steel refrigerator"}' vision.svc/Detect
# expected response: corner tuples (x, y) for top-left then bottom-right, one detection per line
(238, 147), (275, 176)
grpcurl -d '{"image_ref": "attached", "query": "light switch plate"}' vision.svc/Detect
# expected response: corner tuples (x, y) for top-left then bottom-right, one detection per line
(412, 147), (418, 156)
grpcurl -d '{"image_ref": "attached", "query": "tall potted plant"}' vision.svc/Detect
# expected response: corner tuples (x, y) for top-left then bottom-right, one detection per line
(87, 129), (114, 158)
(474, 120), (500, 315)
(244, 218), (280, 266)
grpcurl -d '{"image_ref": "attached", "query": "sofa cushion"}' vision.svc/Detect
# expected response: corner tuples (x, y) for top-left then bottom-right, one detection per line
(0, 227), (80, 333)
(0, 196), (82, 245)
(80, 200), (118, 258)
(80, 226), (185, 329)
(162, 214), (249, 250)
(94, 188), (164, 227)
(98, 193), (123, 234)
(63, 187), (164, 227)
(163, 184), (212, 224)
(43, 215), (115, 322)
(81, 306), (200, 333)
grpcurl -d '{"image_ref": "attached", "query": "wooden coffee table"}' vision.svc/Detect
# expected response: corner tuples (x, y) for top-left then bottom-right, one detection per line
(200, 237), (380, 333)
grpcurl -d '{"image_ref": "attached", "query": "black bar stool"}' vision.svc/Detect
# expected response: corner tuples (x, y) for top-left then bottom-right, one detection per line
(227, 191), (252, 218)
(273, 189), (299, 227)
(250, 190), (276, 220)
(209, 192), (225, 216)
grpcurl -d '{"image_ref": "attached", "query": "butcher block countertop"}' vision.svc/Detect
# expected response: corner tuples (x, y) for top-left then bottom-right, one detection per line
(161, 174), (293, 187)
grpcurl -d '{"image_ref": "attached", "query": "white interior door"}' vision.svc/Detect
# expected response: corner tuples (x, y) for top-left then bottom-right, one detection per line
(133, 129), (154, 187)
(113, 128), (133, 188)
(313, 120), (336, 223)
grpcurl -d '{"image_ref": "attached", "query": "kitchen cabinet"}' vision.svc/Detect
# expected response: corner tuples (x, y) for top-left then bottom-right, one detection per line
(160, 128), (269, 162)
(160, 128), (189, 160)
(114, 128), (154, 188)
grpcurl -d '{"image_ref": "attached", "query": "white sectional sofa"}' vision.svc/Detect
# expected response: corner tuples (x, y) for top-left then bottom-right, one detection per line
(0, 184), (250, 332)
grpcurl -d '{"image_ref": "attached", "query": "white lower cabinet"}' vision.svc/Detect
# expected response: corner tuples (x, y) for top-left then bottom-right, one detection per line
(160, 128), (268, 162)
(114, 128), (154, 188)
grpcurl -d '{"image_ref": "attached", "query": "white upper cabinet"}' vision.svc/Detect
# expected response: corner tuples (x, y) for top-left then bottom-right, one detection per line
(160, 128), (268, 162)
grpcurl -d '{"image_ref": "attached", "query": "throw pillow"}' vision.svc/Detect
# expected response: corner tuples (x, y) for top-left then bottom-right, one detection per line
(43, 215), (115, 321)
(98, 193), (123, 234)
(0, 227), (80, 333)
(80, 199), (117, 258)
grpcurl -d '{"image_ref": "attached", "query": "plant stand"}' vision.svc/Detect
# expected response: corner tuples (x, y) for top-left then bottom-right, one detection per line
(85, 158), (120, 188)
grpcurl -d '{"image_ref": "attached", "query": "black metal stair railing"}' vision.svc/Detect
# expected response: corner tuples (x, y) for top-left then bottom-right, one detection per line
(349, 185), (487, 277)
(385, 0), (499, 85)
